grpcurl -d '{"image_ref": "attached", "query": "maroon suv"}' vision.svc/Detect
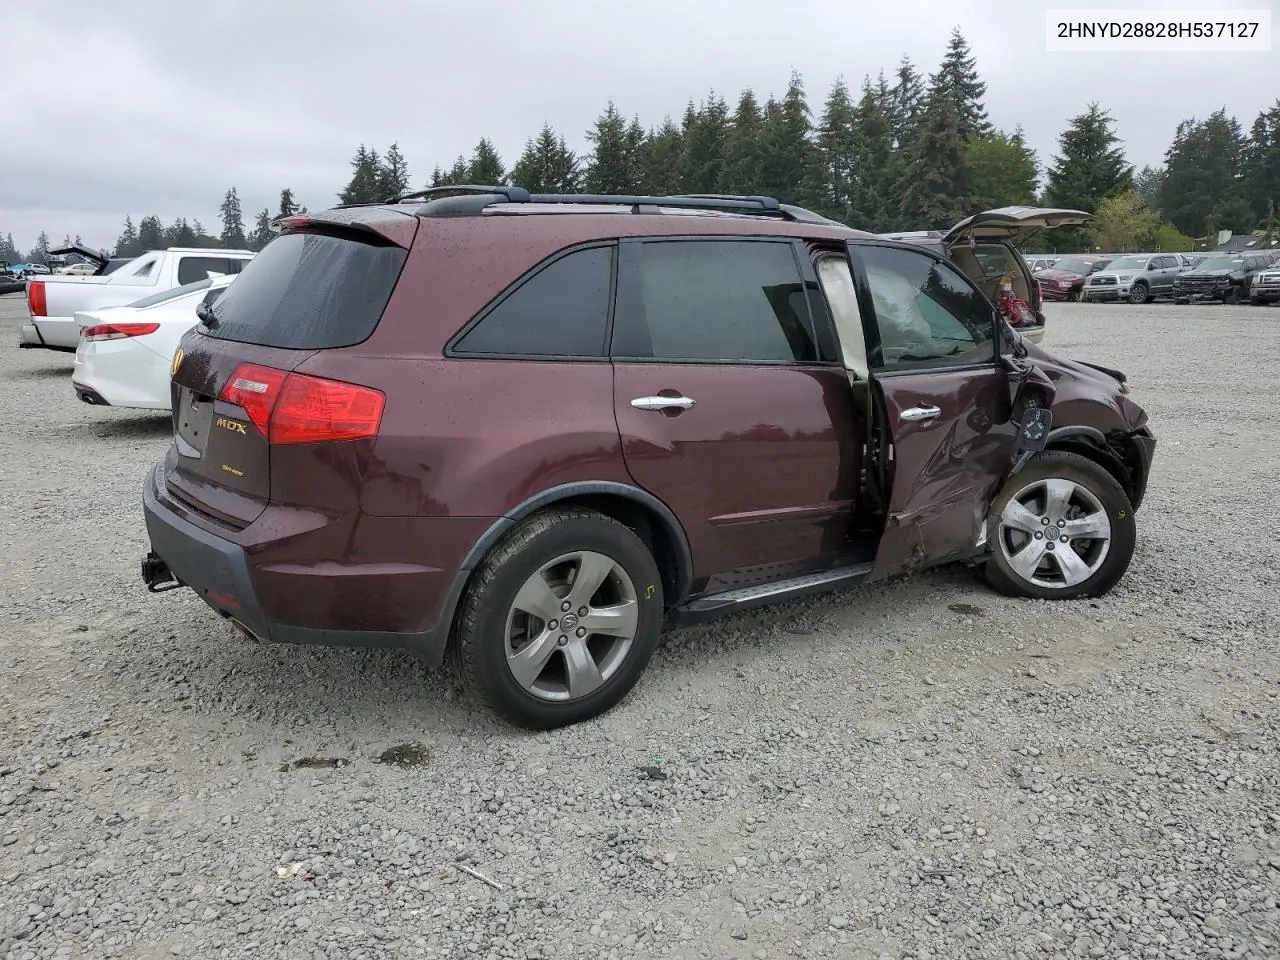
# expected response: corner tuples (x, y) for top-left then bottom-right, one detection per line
(140, 188), (1156, 728)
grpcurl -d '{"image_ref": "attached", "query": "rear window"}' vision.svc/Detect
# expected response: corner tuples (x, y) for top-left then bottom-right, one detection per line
(202, 232), (407, 349)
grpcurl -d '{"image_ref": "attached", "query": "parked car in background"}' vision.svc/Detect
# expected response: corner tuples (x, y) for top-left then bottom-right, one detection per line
(21, 247), (254, 351)
(1173, 253), (1276, 304)
(57, 261), (98, 275)
(1034, 255), (1113, 302)
(139, 188), (1154, 729)
(1250, 261), (1280, 305)
(72, 274), (237, 409)
(1083, 253), (1192, 304)
(880, 207), (1092, 343)
(1024, 256), (1059, 273)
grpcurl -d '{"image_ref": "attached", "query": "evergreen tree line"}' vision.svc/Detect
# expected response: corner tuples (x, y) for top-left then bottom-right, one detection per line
(8, 29), (1278, 262)
(336, 29), (1280, 254)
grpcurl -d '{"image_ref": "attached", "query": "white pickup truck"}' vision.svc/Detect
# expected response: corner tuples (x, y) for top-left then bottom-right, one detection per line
(20, 246), (255, 351)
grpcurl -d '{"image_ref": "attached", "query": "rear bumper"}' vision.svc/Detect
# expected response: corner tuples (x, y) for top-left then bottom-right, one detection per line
(140, 462), (467, 664)
(31, 316), (81, 350)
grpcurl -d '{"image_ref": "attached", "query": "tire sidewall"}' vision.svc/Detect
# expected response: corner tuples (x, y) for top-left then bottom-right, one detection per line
(464, 514), (664, 728)
(985, 452), (1137, 600)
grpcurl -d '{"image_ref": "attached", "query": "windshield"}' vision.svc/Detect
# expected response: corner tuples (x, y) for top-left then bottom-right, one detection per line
(1052, 257), (1096, 274)
(1197, 258), (1243, 271)
(128, 277), (214, 309)
(1107, 256), (1149, 271)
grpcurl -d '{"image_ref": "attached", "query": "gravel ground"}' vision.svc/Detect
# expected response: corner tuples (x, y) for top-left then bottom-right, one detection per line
(1, 294), (1278, 960)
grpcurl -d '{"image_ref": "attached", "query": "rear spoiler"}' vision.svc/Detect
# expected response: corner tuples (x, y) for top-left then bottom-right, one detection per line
(272, 209), (419, 248)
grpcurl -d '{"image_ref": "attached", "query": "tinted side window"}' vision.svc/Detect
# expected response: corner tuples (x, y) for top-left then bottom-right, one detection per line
(178, 257), (234, 284)
(856, 245), (996, 372)
(453, 246), (613, 358)
(612, 240), (816, 362)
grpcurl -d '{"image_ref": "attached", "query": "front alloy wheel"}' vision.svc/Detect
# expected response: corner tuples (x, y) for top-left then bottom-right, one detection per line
(1128, 282), (1149, 304)
(984, 451), (1136, 600)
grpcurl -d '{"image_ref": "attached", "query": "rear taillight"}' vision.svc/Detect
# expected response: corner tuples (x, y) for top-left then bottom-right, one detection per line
(83, 322), (160, 342)
(218, 362), (384, 445)
(28, 281), (46, 317)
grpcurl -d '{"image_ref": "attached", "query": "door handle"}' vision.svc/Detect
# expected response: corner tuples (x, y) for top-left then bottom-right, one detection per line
(631, 395), (696, 411)
(900, 404), (941, 422)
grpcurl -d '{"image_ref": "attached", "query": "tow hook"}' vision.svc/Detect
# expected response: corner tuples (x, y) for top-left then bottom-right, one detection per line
(141, 552), (183, 593)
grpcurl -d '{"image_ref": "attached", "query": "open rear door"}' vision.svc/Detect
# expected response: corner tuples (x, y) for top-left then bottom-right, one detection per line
(836, 240), (1054, 580)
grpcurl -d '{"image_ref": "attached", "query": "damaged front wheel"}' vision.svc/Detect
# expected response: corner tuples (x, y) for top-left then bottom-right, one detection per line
(983, 451), (1136, 600)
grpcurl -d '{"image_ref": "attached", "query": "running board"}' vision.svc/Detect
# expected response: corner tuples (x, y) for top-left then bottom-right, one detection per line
(670, 563), (874, 626)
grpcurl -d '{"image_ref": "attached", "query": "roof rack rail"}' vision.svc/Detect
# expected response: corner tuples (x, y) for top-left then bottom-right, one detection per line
(385, 184), (532, 204)
(412, 189), (817, 220)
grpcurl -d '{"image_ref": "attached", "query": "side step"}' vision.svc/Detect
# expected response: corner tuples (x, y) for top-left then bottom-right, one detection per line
(670, 562), (873, 626)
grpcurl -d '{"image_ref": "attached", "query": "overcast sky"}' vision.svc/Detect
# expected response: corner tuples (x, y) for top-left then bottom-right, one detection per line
(2, 0), (1276, 254)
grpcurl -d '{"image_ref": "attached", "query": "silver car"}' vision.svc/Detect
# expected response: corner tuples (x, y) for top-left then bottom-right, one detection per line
(1083, 253), (1191, 304)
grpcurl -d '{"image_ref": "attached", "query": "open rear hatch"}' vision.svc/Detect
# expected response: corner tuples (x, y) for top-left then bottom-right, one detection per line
(942, 207), (1093, 246)
(163, 210), (416, 528)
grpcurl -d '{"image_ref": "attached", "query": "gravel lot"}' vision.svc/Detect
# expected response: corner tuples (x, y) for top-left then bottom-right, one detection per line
(0, 293), (1277, 960)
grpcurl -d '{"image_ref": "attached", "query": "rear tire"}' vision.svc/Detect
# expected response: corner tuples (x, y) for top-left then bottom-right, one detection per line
(984, 451), (1136, 601)
(454, 507), (664, 729)
(1127, 282), (1149, 304)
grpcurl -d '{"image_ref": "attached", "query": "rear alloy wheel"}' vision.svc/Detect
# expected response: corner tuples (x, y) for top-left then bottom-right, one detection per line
(454, 508), (664, 729)
(984, 451), (1136, 600)
(1127, 281), (1150, 304)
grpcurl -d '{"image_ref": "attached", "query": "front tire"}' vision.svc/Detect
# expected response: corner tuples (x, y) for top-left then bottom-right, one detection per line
(984, 451), (1136, 600)
(1128, 282), (1149, 304)
(454, 508), (664, 729)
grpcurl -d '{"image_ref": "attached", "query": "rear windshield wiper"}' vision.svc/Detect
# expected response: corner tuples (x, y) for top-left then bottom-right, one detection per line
(196, 300), (218, 329)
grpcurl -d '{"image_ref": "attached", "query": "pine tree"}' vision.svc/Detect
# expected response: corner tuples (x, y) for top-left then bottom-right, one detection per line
(137, 216), (165, 251)
(1044, 103), (1133, 213)
(339, 145), (383, 204)
(219, 187), (247, 248)
(1134, 165), (1165, 211)
(511, 124), (581, 193)
(928, 28), (992, 141)
(899, 89), (969, 228)
(814, 78), (859, 221)
(890, 56), (926, 150)
(166, 218), (197, 247)
(849, 80), (899, 231)
(677, 93), (730, 193)
(249, 209), (273, 251)
(277, 188), (300, 219)
(1159, 109), (1250, 236)
(29, 231), (51, 264)
(755, 72), (818, 207)
(377, 143), (411, 199)
(0, 233), (18, 262)
(720, 90), (763, 194)
(1242, 101), (1280, 229)
(467, 138), (506, 185)
(639, 118), (684, 194)
(585, 101), (643, 193)
(114, 216), (140, 257)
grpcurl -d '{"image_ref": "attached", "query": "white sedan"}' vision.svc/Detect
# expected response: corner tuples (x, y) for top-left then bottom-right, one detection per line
(71, 274), (235, 410)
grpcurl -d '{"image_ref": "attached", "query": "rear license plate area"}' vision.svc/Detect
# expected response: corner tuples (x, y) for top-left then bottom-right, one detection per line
(176, 388), (214, 457)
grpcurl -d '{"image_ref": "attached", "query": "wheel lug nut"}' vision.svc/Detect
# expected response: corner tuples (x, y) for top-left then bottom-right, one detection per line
(1041, 518), (1049, 525)
(1034, 532), (1043, 539)
(576, 627), (586, 638)
(548, 620), (557, 630)
(1057, 519), (1066, 527)
(1046, 543), (1055, 551)
(561, 601), (572, 612)
(557, 635), (568, 646)
(578, 606), (588, 617)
